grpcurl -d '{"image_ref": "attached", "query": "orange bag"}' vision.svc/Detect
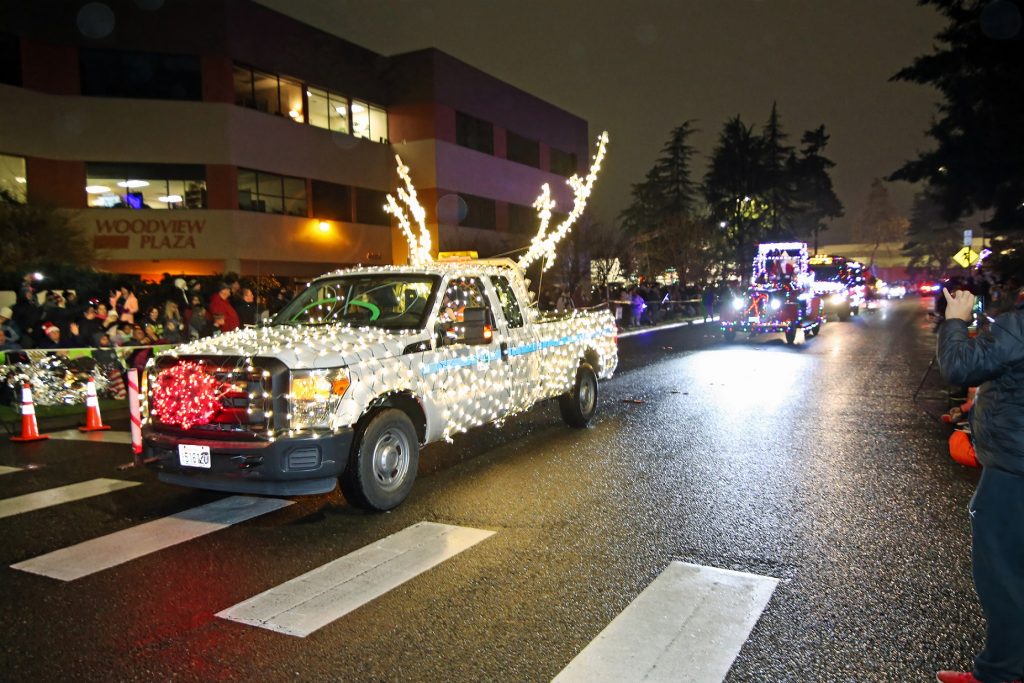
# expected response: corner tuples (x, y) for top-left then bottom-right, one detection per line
(949, 430), (979, 468)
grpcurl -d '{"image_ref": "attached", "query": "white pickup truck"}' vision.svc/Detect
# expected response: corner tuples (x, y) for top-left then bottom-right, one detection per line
(142, 259), (618, 510)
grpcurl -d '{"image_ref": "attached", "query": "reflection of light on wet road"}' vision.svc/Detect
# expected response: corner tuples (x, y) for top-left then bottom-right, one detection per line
(689, 347), (808, 416)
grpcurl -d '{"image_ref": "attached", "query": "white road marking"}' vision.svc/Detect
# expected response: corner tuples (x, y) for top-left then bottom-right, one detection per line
(0, 466), (21, 476)
(618, 317), (715, 339)
(553, 561), (779, 683)
(217, 521), (495, 637)
(0, 478), (140, 520)
(11, 495), (293, 581)
(46, 429), (133, 444)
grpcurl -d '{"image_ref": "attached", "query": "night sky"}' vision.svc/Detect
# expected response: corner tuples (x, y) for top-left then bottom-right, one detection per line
(257, 0), (946, 243)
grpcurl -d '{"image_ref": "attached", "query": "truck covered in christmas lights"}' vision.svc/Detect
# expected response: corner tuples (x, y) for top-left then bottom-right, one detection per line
(141, 132), (615, 511)
(719, 241), (826, 345)
(807, 254), (867, 321)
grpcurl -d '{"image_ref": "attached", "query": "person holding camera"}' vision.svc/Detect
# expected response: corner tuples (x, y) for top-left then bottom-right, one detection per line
(935, 287), (1024, 683)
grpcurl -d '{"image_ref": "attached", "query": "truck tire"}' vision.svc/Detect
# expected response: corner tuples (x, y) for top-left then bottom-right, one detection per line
(838, 307), (851, 322)
(723, 328), (737, 342)
(341, 409), (419, 511)
(785, 327), (798, 345)
(559, 363), (598, 428)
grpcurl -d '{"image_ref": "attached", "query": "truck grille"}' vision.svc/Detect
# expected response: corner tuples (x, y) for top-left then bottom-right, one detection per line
(149, 359), (275, 438)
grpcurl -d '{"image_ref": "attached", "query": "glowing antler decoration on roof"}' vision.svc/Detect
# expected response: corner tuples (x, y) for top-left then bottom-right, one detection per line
(383, 155), (433, 267)
(518, 131), (609, 272)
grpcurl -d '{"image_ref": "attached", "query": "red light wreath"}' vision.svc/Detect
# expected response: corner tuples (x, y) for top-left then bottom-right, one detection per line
(152, 360), (226, 429)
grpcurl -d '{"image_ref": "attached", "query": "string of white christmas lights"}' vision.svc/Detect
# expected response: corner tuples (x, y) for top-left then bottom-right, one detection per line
(518, 131), (609, 272)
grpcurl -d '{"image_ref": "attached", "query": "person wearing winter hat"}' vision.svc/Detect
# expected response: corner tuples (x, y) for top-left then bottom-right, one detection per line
(37, 321), (63, 349)
(0, 305), (21, 346)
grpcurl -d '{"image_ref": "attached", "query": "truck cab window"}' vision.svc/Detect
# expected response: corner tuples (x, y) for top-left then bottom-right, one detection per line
(491, 276), (524, 329)
(438, 276), (491, 343)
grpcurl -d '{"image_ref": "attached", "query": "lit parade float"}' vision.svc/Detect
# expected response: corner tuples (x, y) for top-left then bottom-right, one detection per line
(141, 132), (616, 511)
(719, 241), (826, 345)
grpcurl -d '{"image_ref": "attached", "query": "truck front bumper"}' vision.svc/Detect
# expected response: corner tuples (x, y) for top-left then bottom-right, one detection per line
(143, 429), (353, 496)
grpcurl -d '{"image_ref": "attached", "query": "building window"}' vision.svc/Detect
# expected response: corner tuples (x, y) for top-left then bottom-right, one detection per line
(506, 131), (540, 168)
(238, 169), (307, 216)
(354, 187), (390, 226)
(0, 34), (20, 86)
(312, 180), (352, 221)
(0, 153), (27, 203)
(508, 203), (537, 234)
(550, 148), (578, 178)
(307, 87), (349, 134)
(352, 100), (388, 143)
(80, 48), (201, 101)
(233, 65), (304, 122)
(456, 111), (493, 155)
(85, 162), (206, 209)
(461, 193), (496, 230)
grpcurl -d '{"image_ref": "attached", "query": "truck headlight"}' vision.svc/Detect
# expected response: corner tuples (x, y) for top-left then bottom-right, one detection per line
(289, 369), (350, 430)
(830, 293), (847, 304)
(731, 298), (745, 311)
(770, 298), (781, 311)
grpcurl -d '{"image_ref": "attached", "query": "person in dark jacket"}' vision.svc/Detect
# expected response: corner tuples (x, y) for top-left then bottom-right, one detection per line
(936, 287), (1024, 683)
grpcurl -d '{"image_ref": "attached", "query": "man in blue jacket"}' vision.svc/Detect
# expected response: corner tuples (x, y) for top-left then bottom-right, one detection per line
(936, 287), (1024, 683)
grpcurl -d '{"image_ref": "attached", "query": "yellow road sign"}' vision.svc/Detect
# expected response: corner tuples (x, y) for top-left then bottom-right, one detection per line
(953, 246), (980, 268)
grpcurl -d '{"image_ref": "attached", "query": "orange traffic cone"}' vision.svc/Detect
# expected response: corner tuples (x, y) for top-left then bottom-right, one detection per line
(10, 383), (49, 443)
(79, 377), (111, 432)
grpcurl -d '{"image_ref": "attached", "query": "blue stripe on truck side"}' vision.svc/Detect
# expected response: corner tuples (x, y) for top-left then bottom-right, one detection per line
(420, 328), (609, 375)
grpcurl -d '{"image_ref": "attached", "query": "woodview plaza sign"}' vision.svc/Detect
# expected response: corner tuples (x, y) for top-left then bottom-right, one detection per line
(93, 216), (206, 250)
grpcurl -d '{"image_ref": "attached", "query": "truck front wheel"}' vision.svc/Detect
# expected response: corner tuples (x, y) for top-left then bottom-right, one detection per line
(341, 409), (419, 511)
(559, 363), (598, 428)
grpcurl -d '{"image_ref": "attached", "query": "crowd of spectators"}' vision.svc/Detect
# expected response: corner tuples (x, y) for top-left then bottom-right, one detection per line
(540, 280), (737, 329)
(0, 273), (302, 355)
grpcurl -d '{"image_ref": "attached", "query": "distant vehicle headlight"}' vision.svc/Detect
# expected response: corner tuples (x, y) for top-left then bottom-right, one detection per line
(830, 293), (847, 304)
(732, 298), (745, 311)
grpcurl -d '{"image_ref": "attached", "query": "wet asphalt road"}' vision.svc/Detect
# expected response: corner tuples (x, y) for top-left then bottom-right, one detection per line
(0, 298), (985, 682)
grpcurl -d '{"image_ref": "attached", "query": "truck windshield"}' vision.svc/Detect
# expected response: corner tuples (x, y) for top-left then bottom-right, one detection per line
(811, 264), (843, 282)
(272, 274), (440, 329)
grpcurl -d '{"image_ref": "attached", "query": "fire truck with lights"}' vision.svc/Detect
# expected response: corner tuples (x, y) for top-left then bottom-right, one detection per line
(807, 254), (867, 321)
(719, 242), (826, 345)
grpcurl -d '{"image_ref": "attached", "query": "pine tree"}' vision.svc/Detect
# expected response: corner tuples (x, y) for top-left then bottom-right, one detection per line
(788, 125), (844, 251)
(902, 191), (962, 274)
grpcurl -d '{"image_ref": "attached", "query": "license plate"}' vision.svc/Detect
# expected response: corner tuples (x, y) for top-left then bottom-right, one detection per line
(748, 315), (759, 322)
(178, 444), (211, 469)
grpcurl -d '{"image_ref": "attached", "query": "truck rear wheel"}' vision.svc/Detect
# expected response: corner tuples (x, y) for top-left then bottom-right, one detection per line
(341, 409), (419, 511)
(559, 363), (598, 428)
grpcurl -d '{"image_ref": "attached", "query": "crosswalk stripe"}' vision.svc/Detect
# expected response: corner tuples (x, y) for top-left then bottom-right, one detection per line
(553, 561), (778, 683)
(46, 429), (132, 444)
(0, 478), (140, 520)
(11, 495), (293, 581)
(217, 521), (495, 637)
(0, 466), (21, 476)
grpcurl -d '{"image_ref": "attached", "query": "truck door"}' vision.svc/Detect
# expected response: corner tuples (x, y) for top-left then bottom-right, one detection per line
(428, 275), (511, 438)
(488, 274), (538, 414)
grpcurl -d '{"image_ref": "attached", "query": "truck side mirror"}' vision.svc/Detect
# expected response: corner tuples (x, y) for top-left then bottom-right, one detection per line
(462, 307), (493, 345)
